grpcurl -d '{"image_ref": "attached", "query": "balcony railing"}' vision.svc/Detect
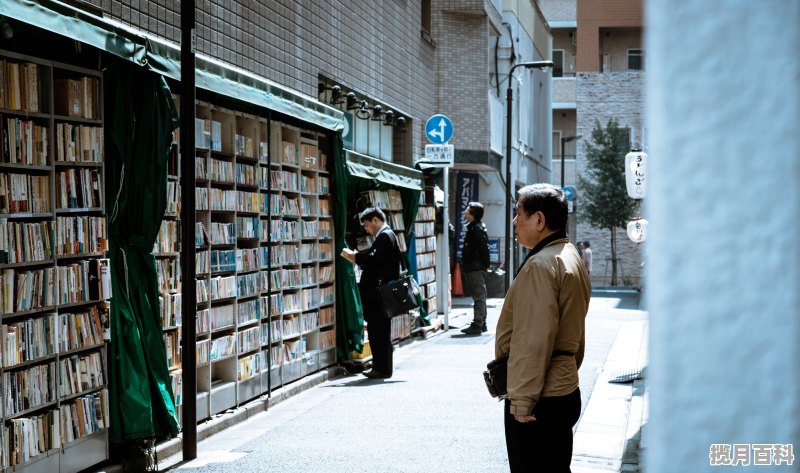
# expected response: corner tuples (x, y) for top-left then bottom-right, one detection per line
(553, 78), (576, 105)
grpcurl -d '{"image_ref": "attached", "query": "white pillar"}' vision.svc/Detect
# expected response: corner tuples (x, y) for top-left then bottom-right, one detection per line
(646, 1), (800, 470)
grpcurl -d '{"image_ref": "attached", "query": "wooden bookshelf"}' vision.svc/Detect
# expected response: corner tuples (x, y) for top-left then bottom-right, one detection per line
(162, 101), (337, 422)
(415, 194), (438, 322)
(0, 49), (110, 473)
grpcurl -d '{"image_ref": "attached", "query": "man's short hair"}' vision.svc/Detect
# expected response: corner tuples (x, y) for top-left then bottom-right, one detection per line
(467, 202), (484, 221)
(359, 207), (386, 223)
(516, 183), (568, 232)
(583, 241), (591, 248)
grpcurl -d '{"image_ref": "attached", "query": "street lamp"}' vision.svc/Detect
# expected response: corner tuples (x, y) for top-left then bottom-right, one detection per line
(505, 60), (554, 292)
(560, 134), (582, 189)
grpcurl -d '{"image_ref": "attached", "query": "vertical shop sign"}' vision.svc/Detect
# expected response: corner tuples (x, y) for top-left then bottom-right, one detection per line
(454, 172), (479, 262)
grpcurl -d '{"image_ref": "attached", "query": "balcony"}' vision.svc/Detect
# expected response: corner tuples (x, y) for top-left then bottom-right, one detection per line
(553, 78), (576, 109)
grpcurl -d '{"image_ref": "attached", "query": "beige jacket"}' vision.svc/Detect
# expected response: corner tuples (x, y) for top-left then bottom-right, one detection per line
(495, 237), (591, 415)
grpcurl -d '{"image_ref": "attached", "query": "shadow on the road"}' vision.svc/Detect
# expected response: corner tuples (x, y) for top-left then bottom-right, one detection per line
(323, 377), (408, 388)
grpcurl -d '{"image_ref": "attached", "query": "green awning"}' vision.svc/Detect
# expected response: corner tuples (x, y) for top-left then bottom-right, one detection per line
(0, 0), (344, 132)
(345, 150), (423, 191)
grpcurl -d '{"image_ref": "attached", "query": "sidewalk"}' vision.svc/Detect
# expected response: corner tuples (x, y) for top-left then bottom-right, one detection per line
(96, 292), (648, 472)
(572, 318), (648, 472)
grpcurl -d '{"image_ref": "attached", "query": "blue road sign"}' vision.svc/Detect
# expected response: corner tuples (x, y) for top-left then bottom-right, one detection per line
(425, 114), (453, 144)
(563, 186), (575, 201)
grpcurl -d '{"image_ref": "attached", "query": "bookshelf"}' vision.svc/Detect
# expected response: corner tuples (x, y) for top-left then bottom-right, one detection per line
(167, 101), (336, 422)
(0, 49), (110, 472)
(155, 133), (183, 423)
(415, 193), (437, 323)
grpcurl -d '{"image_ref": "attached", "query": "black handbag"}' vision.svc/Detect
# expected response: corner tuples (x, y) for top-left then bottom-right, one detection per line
(376, 233), (421, 318)
(483, 355), (508, 399)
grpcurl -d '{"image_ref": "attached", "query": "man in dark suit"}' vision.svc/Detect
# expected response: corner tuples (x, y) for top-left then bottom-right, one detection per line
(341, 207), (400, 378)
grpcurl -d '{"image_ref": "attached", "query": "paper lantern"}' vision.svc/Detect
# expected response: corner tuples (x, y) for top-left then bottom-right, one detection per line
(625, 151), (647, 199)
(627, 218), (648, 243)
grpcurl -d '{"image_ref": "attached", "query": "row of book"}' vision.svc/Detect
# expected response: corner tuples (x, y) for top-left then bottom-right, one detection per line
(0, 60), (41, 113)
(56, 168), (102, 209)
(54, 77), (101, 120)
(156, 258), (180, 293)
(238, 326), (260, 354)
(3, 390), (108, 467)
(363, 189), (403, 211)
(56, 123), (103, 162)
(0, 173), (50, 214)
(416, 236), (436, 253)
(1, 308), (106, 368)
(0, 216), (107, 264)
(416, 206), (435, 221)
(0, 259), (111, 313)
(3, 118), (48, 165)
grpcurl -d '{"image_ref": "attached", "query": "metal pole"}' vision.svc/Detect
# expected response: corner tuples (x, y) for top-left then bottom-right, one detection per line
(560, 137), (566, 190)
(441, 169), (450, 330)
(504, 81), (514, 293)
(180, 0), (197, 461)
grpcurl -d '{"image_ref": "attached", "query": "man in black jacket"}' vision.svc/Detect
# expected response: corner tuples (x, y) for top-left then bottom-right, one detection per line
(341, 207), (400, 378)
(460, 202), (491, 335)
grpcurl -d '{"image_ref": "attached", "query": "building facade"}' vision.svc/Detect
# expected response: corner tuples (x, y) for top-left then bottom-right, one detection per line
(540, 0), (645, 287)
(432, 0), (553, 291)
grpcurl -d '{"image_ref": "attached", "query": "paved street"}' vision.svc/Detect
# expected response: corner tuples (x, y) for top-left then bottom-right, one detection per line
(154, 292), (646, 472)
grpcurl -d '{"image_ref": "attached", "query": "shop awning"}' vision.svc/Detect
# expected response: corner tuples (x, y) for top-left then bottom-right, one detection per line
(0, 0), (344, 132)
(345, 150), (423, 191)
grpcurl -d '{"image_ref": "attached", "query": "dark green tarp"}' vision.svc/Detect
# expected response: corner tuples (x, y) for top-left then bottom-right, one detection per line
(334, 137), (366, 360)
(105, 57), (180, 442)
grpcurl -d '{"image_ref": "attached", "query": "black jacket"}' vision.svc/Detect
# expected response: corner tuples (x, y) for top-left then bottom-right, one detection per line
(355, 226), (401, 318)
(461, 220), (490, 272)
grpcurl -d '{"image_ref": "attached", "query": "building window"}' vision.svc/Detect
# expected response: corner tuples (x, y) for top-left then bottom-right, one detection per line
(422, 0), (431, 37)
(553, 50), (564, 78)
(628, 49), (644, 70)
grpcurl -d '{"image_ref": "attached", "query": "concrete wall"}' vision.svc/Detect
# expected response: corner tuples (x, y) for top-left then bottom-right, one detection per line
(576, 71), (645, 287)
(646, 0), (800, 471)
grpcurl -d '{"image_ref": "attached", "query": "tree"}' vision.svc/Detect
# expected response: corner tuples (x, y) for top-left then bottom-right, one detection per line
(578, 118), (639, 286)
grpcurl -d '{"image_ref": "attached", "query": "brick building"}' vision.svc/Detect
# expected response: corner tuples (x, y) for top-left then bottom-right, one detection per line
(540, 0), (645, 287)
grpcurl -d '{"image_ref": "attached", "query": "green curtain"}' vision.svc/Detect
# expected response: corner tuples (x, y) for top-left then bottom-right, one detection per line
(105, 57), (180, 442)
(333, 135), (365, 360)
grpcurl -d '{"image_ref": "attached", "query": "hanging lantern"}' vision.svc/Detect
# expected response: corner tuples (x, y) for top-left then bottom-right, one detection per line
(627, 218), (648, 243)
(625, 151), (647, 199)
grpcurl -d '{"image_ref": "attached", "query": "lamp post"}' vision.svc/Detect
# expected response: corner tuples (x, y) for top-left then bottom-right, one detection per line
(505, 60), (554, 292)
(560, 134), (582, 190)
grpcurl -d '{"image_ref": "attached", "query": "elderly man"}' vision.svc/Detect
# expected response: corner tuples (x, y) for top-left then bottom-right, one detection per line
(495, 183), (591, 472)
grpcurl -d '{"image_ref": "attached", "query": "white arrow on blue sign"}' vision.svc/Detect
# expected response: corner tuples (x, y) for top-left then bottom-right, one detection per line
(425, 114), (453, 144)
(563, 186), (575, 201)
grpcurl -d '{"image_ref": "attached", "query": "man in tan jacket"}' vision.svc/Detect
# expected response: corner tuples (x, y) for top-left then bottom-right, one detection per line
(495, 183), (591, 472)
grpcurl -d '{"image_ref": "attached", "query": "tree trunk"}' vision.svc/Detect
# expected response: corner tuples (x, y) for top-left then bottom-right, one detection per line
(610, 227), (618, 286)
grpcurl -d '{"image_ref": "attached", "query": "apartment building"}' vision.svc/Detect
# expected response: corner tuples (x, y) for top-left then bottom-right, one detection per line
(432, 0), (553, 292)
(540, 0), (645, 287)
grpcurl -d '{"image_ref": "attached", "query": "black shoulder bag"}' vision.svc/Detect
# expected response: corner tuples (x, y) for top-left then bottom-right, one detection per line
(376, 231), (421, 318)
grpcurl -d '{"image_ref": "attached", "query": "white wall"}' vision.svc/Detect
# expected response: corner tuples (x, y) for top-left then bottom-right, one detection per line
(646, 1), (800, 471)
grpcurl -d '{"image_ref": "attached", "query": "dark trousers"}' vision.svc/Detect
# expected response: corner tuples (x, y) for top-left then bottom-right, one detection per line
(465, 270), (487, 325)
(504, 389), (581, 473)
(365, 312), (393, 374)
